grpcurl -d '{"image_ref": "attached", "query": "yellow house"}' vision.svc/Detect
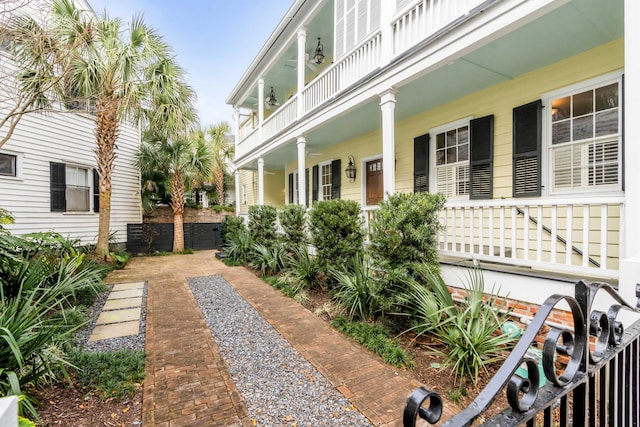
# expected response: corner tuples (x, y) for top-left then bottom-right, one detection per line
(226, 0), (639, 307)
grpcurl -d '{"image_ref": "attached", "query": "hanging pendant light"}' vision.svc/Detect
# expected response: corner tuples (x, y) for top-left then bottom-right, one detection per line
(266, 86), (278, 106)
(314, 37), (325, 64)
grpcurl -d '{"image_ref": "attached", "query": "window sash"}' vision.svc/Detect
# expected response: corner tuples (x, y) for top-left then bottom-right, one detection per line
(0, 153), (16, 176)
(548, 78), (621, 193)
(66, 185), (90, 211)
(320, 163), (332, 200)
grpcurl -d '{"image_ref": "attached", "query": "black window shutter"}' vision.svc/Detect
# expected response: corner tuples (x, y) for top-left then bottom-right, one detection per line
(413, 133), (429, 193)
(305, 168), (309, 207)
(288, 173), (294, 203)
(513, 100), (542, 197)
(331, 159), (341, 200)
(50, 162), (66, 212)
(93, 169), (100, 212)
(312, 165), (319, 202)
(470, 115), (494, 199)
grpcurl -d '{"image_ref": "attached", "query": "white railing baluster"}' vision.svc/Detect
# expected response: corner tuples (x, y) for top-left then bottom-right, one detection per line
(469, 207), (475, 254)
(551, 205), (557, 264)
(566, 205), (573, 265)
(511, 207), (517, 259)
(583, 204), (590, 268)
(600, 204), (608, 269)
(536, 205), (543, 262)
(489, 207), (494, 256)
(452, 207), (457, 252)
(499, 206), (505, 257)
(478, 206), (484, 255)
(523, 205), (529, 261)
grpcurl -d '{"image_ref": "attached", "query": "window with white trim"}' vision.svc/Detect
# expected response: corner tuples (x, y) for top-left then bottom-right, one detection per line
(433, 120), (470, 198)
(547, 74), (621, 193)
(320, 161), (332, 201)
(241, 185), (247, 204)
(65, 165), (90, 211)
(0, 153), (17, 177)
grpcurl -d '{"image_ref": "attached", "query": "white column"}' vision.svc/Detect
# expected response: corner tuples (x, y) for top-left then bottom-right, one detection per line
(257, 157), (265, 206)
(234, 170), (241, 216)
(297, 26), (307, 94)
(258, 78), (265, 140)
(380, 0), (394, 64)
(297, 136), (306, 206)
(380, 89), (397, 200)
(619, 0), (640, 313)
(233, 106), (240, 145)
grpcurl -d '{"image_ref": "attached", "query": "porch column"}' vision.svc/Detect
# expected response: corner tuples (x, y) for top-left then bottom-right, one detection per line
(380, 0), (394, 64)
(257, 157), (265, 206)
(297, 136), (306, 206)
(234, 170), (241, 216)
(297, 26), (307, 94)
(233, 106), (240, 146)
(620, 0), (640, 310)
(258, 78), (265, 140)
(380, 89), (396, 199)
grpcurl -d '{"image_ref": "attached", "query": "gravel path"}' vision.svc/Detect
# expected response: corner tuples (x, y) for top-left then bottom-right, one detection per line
(188, 275), (373, 427)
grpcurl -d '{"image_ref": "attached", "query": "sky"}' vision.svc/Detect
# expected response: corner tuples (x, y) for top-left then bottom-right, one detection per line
(87, 0), (294, 128)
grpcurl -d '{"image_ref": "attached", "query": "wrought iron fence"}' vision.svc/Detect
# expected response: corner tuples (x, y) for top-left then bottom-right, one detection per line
(404, 280), (640, 426)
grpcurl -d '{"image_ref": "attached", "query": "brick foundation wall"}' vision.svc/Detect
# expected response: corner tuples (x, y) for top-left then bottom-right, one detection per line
(144, 206), (234, 224)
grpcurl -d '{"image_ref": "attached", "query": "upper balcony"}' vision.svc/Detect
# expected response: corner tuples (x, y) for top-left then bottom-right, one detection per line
(228, 0), (490, 159)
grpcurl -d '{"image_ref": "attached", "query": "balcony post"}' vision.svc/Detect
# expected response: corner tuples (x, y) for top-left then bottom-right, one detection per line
(620, 0), (640, 311)
(234, 170), (241, 216)
(258, 78), (265, 141)
(297, 136), (306, 207)
(233, 106), (240, 146)
(257, 157), (265, 206)
(380, 0), (394, 64)
(297, 26), (307, 118)
(379, 89), (397, 199)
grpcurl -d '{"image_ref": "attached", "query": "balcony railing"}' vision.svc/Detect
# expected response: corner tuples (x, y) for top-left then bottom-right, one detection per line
(262, 95), (298, 142)
(392, 0), (487, 55)
(439, 196), (624, 279)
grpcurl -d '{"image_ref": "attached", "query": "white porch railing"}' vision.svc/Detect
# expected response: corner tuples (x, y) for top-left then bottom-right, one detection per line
(303, 31), (382, 113)
(439, 196), (624, 280)
(391, 0), (487, 55)
(236, 127), (261, 159)
(262, 95), (298, 142)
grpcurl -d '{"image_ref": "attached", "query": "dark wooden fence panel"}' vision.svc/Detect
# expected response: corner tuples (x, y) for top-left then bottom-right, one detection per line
(126, 222), (222, 253)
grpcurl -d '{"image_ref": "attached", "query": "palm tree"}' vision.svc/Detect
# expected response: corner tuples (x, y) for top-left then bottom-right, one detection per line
(50, 0), (193, 257)
(206, 122), (234, 206)
(136, 130), (213, 253)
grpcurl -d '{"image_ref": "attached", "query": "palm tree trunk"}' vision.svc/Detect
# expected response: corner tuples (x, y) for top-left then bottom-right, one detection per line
(95, 98), (119, 257)
(215, 169), (224, 206)
(171, 171), (185, 253)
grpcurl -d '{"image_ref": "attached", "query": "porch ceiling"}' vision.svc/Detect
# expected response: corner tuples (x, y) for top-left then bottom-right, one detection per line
(254, 0), (623, 171)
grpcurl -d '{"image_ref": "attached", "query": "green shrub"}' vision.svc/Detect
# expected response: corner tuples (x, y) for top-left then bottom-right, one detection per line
(222, 215), (245, 243)
(331, 316), (412, 368)
(328, 254), (387, 321)
(248, 205), (278, 249)
(309, 199), (364, 273)
(401, 265), (515, 387)
(278, 204), (307, 247)
(369, 192), (445, 272)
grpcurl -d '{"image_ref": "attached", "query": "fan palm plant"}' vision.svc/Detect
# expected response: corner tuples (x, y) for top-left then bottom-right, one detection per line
(136, 130), (213, 253)
(206, 122), (233, 206)
(47, 0), (194, 256)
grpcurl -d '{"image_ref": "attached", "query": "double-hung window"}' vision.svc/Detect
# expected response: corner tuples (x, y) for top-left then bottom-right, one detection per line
(433, 120), (470, 198)
(547, 74), (621, 193)
(320, 161), (332, 201)
(0, 153), (17, 177)
(50, 162), (97, 212)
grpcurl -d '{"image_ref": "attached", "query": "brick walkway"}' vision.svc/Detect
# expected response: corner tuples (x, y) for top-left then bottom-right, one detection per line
(104, 251), (457, 426)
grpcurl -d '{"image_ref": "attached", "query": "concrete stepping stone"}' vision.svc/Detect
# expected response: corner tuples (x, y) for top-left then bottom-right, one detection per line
(111, 282), (145, 291)
(96, 307), (141, 325)
(89, 321), (140, 342)
(109, 288), (143, 299)
(103, 297), (142, 310)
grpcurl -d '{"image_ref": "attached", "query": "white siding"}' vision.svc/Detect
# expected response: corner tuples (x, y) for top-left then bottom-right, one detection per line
(0, 109), (141, 246)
